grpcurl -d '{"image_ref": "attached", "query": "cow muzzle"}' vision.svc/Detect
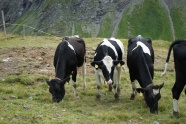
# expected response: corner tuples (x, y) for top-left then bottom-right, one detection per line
(105, 79), (112, 85)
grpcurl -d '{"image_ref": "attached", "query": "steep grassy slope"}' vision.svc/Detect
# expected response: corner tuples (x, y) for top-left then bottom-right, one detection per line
(1, 0), (186, 41)
(171, 7), (186, 40)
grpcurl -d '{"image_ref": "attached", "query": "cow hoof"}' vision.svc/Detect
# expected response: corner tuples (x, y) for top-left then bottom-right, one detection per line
(130, 94), (136, 100)
(96, 94), (101, 100)
(173, 111), (180, 118)
(74, 93), (80, 99)
(114, 93), (119, 101)
(108, 85), (112, 92)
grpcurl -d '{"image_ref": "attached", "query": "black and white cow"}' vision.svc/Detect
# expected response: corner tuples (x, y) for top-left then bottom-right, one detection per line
(91, 37), (125, 100)
(161, 40), (186, 117)
(46, 35), (86, 103)
(127, 35), (164, 114)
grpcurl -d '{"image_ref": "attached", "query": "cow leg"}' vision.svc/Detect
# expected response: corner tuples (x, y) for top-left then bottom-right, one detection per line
(95, 70), (102, 100)
(116, 66), (122, 95)
(130, 80), (137, 100)
(172, 81), (185, 118)
(108, 85), (112, 92)
(113, 68), (119, 101)
(82, 61), (86, 90)
(113, 83), (119, 101)
(71, 69), (79, 98)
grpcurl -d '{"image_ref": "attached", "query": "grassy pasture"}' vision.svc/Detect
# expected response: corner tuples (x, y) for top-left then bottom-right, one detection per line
(0, 32), (186, 124)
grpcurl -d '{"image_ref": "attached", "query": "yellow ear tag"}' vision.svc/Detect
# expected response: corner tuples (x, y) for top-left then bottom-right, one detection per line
(117, 63), (121, 67)
(95, 64), (98, 68)
(139, 92), (143, 96)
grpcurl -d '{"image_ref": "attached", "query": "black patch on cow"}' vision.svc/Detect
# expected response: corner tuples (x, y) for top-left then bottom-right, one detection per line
(108, 40), (123, 60)
(47, 37), (86, 103)
(127, 37), (154, 88)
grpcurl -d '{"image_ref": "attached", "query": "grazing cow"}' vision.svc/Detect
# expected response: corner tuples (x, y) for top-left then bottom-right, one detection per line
(91, 37), (125, 100)
(127, 35), (164, 114)
(46, 35), (86, 103)
(161, 40), (186, 117)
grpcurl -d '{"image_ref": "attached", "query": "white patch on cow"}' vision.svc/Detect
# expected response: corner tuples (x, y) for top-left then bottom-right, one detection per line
(173, 99), (178, 112)
(94, 53), (97, 57)
(67, 42), (75, 53)
(106, 79), (112, 85)
(153, 89), (160, 95)
(69, 35), (79, 38)
(96, 68), (113, 84)
(102, 56), (113, 73)
(100, 38), (118, 57)
(161, 63), (168, 77)
(137, 35), (142, 40)
(132, 41), (151, 56)
(109, 37), (124, 59)
(73, 35), (79, 38)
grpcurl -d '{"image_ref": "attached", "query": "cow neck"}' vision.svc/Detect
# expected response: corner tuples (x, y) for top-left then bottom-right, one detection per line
(57, 45), (72, 80)
(141, 51), (153, 88)
(55, 61), (67, 80)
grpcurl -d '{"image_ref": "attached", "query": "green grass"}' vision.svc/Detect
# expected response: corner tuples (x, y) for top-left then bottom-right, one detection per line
(0, 32), (186, 123)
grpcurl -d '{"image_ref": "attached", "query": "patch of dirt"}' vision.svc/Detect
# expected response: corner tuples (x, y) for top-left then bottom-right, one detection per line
(0, 47), (95, 79)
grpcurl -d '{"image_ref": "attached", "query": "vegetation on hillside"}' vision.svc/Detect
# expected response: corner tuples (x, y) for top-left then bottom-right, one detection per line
(117, 0), (173, 41)
(1, 0), (186, 41)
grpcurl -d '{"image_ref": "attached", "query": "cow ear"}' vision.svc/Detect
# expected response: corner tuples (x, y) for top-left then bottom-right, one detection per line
(91, 61), (102, 68)
(128, 38), (136, 48)
(159, 82), (164, 89)
(113, 60), (125, 67)
(147, 38), (152, 45)
(136, 88), (146, 93)
(46, 79), (51, 86)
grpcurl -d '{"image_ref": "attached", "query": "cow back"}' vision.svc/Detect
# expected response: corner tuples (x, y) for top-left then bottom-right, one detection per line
(68, 38), (86, 67)
(128, 38), (154, 63)
(94, 39), (124, 61)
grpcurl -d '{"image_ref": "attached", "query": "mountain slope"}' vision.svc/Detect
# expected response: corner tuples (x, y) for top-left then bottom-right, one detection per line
(0, 0), (186, 41)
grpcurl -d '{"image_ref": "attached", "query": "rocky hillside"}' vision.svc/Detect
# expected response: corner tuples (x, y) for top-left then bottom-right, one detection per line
(1, 0), (186, 41)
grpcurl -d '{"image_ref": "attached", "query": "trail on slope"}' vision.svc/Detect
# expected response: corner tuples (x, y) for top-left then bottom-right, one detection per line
(160, 0), (175, 40)
(111, 0), (130, 37)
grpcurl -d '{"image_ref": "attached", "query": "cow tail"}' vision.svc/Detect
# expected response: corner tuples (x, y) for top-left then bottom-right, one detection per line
(161, 40), (185, 77)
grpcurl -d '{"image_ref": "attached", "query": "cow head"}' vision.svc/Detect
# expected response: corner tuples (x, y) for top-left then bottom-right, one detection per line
(46, 77), (69, 102)
(136, 82), (164, 114)
(91, 55), (125, 85)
